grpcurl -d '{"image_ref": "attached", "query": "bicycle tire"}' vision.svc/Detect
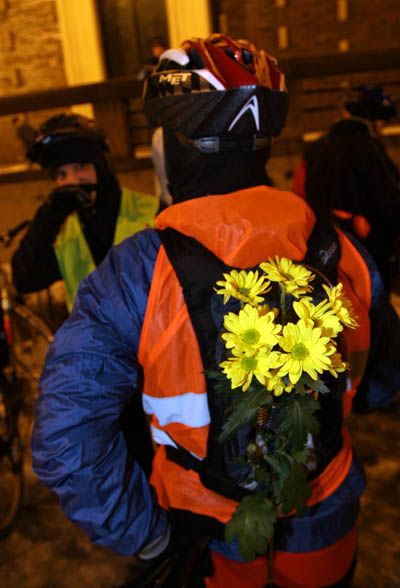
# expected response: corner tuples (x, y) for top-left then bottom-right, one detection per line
(0, 374), (24, 539)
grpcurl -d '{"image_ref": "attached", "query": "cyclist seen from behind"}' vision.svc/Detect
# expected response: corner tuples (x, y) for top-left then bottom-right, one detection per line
(32, 36), (400, 587)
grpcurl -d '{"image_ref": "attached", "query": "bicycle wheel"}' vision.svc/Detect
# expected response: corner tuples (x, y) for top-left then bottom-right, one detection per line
(0, 374), (23, 538)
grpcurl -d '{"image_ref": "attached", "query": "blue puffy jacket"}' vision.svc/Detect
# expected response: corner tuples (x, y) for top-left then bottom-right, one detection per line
(32, 227), (400, 556)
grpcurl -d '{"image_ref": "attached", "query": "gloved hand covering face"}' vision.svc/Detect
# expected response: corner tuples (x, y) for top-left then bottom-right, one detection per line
(47, 184), (97, 214)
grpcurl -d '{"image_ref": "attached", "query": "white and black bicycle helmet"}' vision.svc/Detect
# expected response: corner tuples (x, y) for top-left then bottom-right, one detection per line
(143, 34), (288, 153)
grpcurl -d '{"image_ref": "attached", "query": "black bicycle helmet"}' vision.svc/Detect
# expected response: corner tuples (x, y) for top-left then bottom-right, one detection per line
(143, 34), (288, 153)
(27, 113), (109, 169)
(345, 85), (398, 122)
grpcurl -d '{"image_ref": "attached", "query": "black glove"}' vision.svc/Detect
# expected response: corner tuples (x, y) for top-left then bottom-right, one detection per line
(136, 509), (224, 563)
(130, 510), (223, 588)
(25, 185), (95, 249)
(167, 508), (225, 554)
(46, 184), (95, 216)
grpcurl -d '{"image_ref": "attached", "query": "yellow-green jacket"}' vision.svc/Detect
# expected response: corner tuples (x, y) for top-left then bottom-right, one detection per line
(55, 188), (159, 310)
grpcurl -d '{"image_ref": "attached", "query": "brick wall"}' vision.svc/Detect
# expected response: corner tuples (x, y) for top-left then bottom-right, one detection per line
(218, 0), (400, 56)
(0, 0), (66, 165)
(0, 0), (65, 96)
(215, 0), (400, 169)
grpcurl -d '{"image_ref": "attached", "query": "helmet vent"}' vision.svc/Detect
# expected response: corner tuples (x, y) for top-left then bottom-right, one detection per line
(187, 48), (205, 70)
(242, 50), (254, 65)
(224, 48), (235, 60)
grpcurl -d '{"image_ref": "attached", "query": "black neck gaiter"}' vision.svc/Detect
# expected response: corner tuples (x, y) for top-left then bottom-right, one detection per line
(78, 165), (122, 265)
(163, 129), (272, 203)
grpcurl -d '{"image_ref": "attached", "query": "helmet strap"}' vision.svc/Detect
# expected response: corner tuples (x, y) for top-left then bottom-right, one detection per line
(175, 132), (270, 154)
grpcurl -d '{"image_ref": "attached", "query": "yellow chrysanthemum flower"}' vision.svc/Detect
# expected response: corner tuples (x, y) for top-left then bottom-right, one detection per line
(275, 320), (332, 384)
(265, 373), (294, 397)
(259, 257), (314, 298)
(215, 269), (271, 305)
(221, 348), (278, 391)
(293, 297), (342, 338)
(258, 304), (279, 319)
(222, 304), (281, 353)
(326, 344), (348, 377)
(322, 283), (359, 329)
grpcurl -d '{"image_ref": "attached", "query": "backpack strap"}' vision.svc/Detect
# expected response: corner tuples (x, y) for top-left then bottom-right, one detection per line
(303, 221), (340, 285)
(303, 222), (344, 475)
(156, 222), (342, 498)
(157, 228), (223, 369)
(157, 228), (250, 502)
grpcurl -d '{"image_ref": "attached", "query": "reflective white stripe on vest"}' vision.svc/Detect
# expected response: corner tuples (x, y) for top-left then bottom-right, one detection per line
(150, 425), (178, 448)
(143, 392), (210, 427)
(150, 425), (204, 461)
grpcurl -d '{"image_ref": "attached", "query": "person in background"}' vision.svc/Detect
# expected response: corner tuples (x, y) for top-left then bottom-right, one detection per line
(32, 36), (400, 587)
(12, 113), (160, 311)
(292, 85), (400, 289)
(14, 113), (160, 475)
(136, 36), (168, 81)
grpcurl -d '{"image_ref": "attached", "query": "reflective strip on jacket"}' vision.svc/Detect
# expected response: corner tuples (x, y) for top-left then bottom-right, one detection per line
(54, 187), (159, 310)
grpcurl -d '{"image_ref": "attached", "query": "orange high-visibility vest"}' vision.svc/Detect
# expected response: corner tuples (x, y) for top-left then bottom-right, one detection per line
(138, 186), (371, 522)
(333, 208), (372, 240)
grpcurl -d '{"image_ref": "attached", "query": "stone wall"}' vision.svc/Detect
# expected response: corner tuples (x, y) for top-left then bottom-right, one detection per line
(0, 0), (66, 165)
(0, 0), (65, 96)
(217, 0), (400, 138)
(217, 0), (400, 56)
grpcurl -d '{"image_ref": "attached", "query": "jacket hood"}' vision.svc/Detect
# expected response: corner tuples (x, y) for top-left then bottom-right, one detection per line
(155, 185), (316, 267)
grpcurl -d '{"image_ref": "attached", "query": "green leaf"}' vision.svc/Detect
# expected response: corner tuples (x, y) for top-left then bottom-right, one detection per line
(254, 467), (271, 484)
(279, 463), (312, 516)
(263, 451), (293, 498)
(263, 451), (292, 481)
(302, 374), (331, 395)
(292, 448), (312, 464)
(204, 369), (233, 394)
(277, 395), (320, 452)
(219, 387), (272, 442)
(225, 494), (276, 561)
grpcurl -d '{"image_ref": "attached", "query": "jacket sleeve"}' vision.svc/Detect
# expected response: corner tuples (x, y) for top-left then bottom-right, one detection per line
(352, 238), (400, 411)
(11, 187), (86, 293)
(31, 229), (170, 556)
(11, 199), (65, 293)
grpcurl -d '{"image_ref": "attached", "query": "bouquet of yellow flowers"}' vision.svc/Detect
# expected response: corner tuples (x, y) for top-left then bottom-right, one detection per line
(211, 256), (358, 563)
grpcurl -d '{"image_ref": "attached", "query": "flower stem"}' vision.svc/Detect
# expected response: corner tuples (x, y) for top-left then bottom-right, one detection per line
(280, 284), (287, 324)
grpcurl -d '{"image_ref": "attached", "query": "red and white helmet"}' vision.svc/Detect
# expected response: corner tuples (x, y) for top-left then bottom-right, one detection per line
(143, 34), (288, 153)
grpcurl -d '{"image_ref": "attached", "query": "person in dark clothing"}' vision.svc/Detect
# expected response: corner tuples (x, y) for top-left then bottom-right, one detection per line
(293, 85), (400, 290)
(12, 113), (160, 309)
(13, 113), (160, 475)
(136, 36), (168, 81)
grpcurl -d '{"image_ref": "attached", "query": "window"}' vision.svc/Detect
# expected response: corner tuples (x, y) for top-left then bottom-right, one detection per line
(98, 0), (169, 78)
